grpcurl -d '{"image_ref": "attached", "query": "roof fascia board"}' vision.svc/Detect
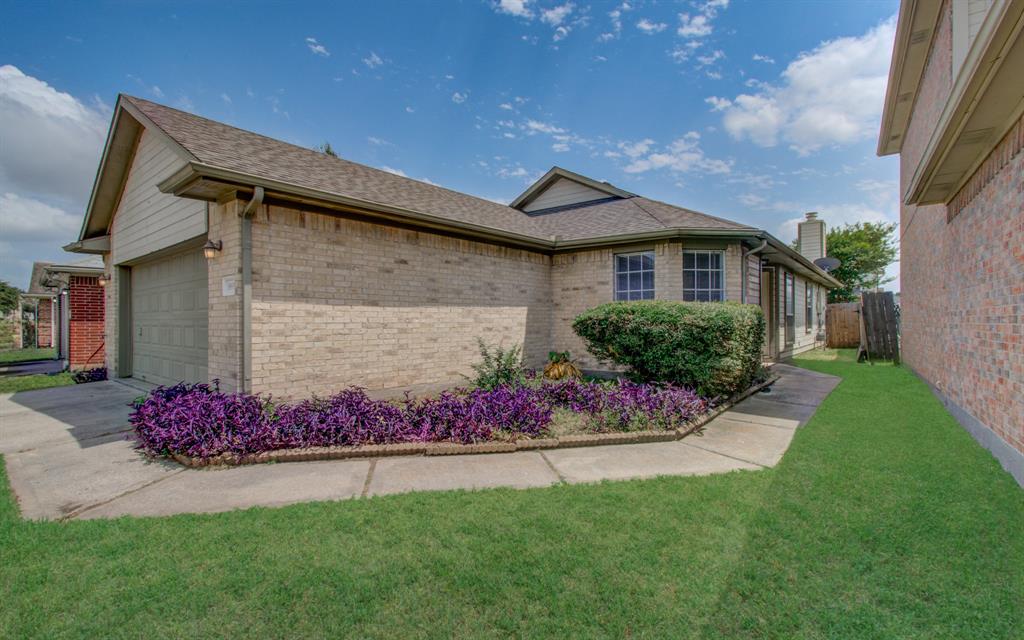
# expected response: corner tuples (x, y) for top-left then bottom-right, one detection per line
(63, 235), (111, 254)
(878, 0), (943, 156)
(903, 0), (1024, 204)
(77, 95), (198, 242)
(162, 162), (555, 251)
(762, 234), (843, 288)
(510, 166), (635, 209)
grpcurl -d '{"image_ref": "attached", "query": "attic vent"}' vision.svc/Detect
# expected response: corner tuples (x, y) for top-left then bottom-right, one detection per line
(957, 128), (994, 145)
(909, 28), (930, 44)
(897, 92), (913, 103)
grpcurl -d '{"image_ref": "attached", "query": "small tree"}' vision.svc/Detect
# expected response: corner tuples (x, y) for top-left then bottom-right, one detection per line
(315, 142), (339, 158)
(0, 281), (20, 316)
(822, 222), (898, 303)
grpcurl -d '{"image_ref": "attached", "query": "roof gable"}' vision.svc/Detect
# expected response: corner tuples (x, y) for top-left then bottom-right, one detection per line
(510, 167), (634, 211)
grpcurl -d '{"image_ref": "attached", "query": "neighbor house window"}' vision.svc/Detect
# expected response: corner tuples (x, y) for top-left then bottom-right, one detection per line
(614, 251), (655, 301)
(805, 284), (813, 332)
(683, 250), (724, 301)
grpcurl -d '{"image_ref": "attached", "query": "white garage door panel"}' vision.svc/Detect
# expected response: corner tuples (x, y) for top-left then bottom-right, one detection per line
(131, 248), (208, 386)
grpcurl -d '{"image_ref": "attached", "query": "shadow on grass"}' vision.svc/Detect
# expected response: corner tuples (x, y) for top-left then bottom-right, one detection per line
(699, 351), (1024, 639)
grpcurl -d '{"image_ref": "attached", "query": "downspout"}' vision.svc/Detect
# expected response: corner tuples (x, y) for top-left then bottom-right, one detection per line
(239, 187), (264, 393)
(742, 238), (768, 303)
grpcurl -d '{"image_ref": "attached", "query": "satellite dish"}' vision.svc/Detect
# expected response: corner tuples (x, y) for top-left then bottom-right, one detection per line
(814, 257), (841, 272)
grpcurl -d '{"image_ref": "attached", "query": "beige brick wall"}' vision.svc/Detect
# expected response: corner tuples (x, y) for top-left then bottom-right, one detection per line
(103, 253), (118, 377)
(551, 239), (745, 370)
(206, 201), (243, 392)
(247, 204), (552, 398)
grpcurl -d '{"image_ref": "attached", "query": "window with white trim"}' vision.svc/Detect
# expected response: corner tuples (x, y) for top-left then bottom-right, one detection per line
(683, 250), (724, 302)
(805, 284), (813, 333)
(614, 251), (655, 301)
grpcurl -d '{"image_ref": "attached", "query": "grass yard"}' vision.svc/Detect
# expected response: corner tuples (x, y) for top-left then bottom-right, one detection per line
(0, 372), (75, 394)
(0, 347), (55, 365)
(1, 350), (1021, 638)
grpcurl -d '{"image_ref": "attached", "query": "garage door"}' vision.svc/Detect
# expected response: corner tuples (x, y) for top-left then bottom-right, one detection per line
(131, 247), (208, 386)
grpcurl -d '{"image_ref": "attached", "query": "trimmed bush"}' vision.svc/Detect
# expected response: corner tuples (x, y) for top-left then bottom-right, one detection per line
(572, 300), (765, 397)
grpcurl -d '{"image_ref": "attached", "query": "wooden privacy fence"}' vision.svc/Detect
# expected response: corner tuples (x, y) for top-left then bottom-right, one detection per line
(826, 302), (860, 348)
(859, 291), (900, 363)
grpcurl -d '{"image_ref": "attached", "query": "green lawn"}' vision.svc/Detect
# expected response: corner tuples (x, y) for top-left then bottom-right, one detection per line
(0, 347), (55, 365)
(0, 372), (75, 394)
(1, 350), (1021, 639)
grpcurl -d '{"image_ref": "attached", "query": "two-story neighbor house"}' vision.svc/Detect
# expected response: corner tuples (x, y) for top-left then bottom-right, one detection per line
(66, 96), (837, 397)
(878, 0), (1023, 484)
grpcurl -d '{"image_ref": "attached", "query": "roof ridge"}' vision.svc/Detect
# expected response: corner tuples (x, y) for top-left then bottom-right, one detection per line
(123, 95), (528, 216)
(635, 195), (757, 229)
(628, 197), (670, 229)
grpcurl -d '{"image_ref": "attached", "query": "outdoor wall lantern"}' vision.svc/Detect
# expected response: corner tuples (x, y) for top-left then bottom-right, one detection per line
(202, 239), (223, 259)
(97, 273), (110, 287)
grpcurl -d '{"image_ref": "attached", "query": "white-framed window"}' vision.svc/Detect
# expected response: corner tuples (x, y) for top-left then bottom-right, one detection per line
(614, 251), (655, 301)
(805, 284), (813, 333)
(683, 250), (724, 302)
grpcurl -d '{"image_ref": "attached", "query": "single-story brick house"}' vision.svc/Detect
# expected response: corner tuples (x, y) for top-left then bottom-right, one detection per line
(66, 96), (838, 397)
(21, 257), (105, 369)
(877, 0), (1023, 484)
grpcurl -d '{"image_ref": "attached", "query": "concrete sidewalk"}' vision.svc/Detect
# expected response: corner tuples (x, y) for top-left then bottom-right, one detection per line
(0, 364), (839, 521)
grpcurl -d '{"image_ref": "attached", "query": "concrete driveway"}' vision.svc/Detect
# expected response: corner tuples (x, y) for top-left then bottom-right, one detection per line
(0, 364), (839, 520)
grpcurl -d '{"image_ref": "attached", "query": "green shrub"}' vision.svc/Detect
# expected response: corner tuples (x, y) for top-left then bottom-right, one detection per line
(467, 339), (528, 390)
(572, 301), (765, 397)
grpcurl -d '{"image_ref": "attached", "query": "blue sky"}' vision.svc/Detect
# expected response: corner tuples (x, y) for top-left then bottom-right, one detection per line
(1, 0), (900, 290)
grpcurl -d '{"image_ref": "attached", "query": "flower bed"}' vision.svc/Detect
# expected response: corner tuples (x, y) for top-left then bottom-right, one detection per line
(130, 379), (710, 461)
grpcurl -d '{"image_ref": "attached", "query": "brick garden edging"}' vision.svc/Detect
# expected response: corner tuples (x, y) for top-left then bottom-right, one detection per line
(170, 374), (780, 468)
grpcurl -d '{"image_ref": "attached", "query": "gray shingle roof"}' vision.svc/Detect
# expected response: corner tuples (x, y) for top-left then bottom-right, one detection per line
(124, 96), (757, 245)
(530, 197), (754, 241)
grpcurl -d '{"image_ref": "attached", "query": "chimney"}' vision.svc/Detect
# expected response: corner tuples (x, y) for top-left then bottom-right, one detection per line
(797, 211), (826, 262)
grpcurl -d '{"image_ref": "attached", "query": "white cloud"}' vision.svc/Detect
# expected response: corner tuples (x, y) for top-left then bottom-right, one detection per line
(620, 132), (731, 175)
(499, 102), (513, 110)
(705, 70), (723, 80)
(705, 96), (732, 111)
(363, 51), (384, 68)
(0, 192), (80, 241)
(494, 0), (533, 19)
(618, 138), (655, 158)
(552, 142), (570, 152)
(497, 166), (530, 179)
(636, 18), (667, 34)
(220, 92), (232, 104)
(0, 65), (107, 204)
(405, 106), (415, 113)
(677, 13), (712, 37)
(541, 2), (574, 26)
(451, 91), (468, 104)
(367, 136), (391, 146)
(719, 16), (896, 155)
(697, 49), (724, 67)
(752, 53), (775, 63)
(305, 37), (330, 57)
(523, 119), (565, 135)
(380, 166), (406, 177)
(553, 26), (570, 42)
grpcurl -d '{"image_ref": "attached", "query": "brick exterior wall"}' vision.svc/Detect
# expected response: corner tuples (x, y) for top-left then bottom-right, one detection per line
(206, 200), (244, 392)
(106, 199), (811, 396)
(245, 204), (553, 398)
(899, 0), (1024, 456)
(36, 298), (53, 348)
(68, 275), (105, 370)
(552, 239), (745, 370)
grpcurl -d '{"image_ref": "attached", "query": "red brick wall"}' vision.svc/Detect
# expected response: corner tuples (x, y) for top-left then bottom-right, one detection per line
(899, 0), (1024, 455)
(68, 276), (105, 369)
(36, 299), (53, 348)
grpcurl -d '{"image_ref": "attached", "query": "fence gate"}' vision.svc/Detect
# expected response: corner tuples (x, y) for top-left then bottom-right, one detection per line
(826, 302), (860, 348)
(858, 291), (900, 364)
